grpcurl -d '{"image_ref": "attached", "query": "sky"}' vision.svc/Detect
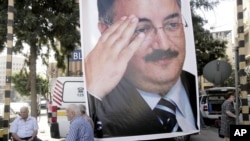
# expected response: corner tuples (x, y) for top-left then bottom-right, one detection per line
(196, 0), (235, 32)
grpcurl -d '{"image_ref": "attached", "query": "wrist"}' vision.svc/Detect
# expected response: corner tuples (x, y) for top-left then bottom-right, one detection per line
(87, 90), (103, 101)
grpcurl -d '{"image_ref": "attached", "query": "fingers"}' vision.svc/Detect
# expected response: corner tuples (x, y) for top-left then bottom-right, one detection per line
(99, 16), (128, 42)
(98, 15), (139, 53)
(120, 33), (145, 62)
(84, 15), (145, 98)
(111, 15), (139, 53)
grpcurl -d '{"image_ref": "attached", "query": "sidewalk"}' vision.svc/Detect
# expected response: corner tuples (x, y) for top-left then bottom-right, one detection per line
(37, 110), (65, 141)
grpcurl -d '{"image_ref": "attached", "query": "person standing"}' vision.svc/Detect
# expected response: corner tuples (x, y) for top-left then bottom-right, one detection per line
(66, 104), (94, 141)
(200, 110), (207, 129)
(220, 92), (236, 141)
(10, 106), (41, 141)
(79, 104), (94, 130)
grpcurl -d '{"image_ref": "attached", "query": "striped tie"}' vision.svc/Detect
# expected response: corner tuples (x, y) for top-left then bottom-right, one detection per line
(153, 98), (179, 132)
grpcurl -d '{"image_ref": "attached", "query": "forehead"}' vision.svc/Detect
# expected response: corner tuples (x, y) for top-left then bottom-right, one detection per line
(20, 109), (27, 112)
(113, 0), (180, 21)
(66, 108), (72, 112)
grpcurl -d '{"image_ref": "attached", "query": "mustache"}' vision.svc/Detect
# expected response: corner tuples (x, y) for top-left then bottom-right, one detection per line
(144, 49), (179, 62)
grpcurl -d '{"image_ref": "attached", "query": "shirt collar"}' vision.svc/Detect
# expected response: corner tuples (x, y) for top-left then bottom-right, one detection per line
(19, 115), (32, 121)
(70, 116), (80, 124)
(138, 78), (186, 116)
(164, 78), (186, 116)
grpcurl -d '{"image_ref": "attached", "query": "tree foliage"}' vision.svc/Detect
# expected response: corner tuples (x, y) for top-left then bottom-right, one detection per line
(0, 0), (8, 52)
(0, 0), (80, 71)
(0, 0), (80, 117)
(13, 0), (80, 69)
(191, 0), (228, 76)
(12, 71), (49, 98)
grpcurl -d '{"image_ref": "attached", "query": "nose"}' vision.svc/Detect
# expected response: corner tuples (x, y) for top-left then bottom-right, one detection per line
(151, 28), (173, 50)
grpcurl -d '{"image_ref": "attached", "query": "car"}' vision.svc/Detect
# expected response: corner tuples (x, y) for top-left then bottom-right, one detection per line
(38, 98), (47, 109)
(199, 87), (239, 123)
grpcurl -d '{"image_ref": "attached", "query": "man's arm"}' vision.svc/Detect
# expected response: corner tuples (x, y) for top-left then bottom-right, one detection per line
(66, 123), (78, 141)
(12, 133), (23, 141)
(85, 15), (145, 99)
(28, 130), (38, 141)
(28, 117), (39, 141)
(10, 118), (22, 141)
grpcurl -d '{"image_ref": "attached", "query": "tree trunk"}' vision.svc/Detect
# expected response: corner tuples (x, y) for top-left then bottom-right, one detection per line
(29, 42), (38, 118)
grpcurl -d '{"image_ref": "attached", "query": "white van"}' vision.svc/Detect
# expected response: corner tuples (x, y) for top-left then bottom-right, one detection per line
(0, 103), (18, 125)
(50, 77), (85, 138)
(199, 87), (237, 121)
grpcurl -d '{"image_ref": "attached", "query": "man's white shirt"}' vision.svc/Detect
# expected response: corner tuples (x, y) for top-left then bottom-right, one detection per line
(138, 78), (197, 132)
(10, 116), (38, 138)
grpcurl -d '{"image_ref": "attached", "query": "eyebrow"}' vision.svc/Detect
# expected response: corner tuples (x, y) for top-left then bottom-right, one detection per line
(138, 12), (181, 23)
(164, 13), (181, 21)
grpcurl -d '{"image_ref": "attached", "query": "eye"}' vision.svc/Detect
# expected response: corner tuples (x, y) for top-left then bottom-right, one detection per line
(134, 25), (152, 35)
(164, 22), (181, 32)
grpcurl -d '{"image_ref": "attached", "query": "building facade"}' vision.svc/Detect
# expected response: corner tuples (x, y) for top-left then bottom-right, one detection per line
(0, 55), (25, 102)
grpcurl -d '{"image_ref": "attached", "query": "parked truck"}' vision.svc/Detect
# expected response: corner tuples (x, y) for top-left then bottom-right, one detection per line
(199, 87), (240, 124)
(50, 77), (85, 138)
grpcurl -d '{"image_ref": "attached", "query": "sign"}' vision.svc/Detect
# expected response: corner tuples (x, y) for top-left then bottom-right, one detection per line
(230, 125), (250, 141)
(70, 50), (82, 61)
(80, 0), (199, 140)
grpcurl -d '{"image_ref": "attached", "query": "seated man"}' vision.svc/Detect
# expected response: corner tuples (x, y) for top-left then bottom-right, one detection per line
(10, 106), (41, 141)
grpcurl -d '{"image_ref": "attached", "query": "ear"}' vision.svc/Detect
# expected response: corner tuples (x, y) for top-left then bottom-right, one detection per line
(98, 22), (109, 34)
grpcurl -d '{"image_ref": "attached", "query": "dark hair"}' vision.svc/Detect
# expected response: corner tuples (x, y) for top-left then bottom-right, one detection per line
(97, 0), (182, 25)
(224, 91), (235, 100)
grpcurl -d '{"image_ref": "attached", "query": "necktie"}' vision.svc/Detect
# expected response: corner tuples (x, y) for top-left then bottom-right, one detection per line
(153, 98), (179, 132)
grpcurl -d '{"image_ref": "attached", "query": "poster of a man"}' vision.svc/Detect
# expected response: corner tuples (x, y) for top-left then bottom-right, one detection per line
(80, 0), (199, 140)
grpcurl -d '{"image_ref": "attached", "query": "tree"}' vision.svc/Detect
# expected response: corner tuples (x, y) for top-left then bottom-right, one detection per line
(191, 0), (228, 76)
(0, 0), (80, 117)
(0, 0), (8, 52)
(12, 71), (49, 98)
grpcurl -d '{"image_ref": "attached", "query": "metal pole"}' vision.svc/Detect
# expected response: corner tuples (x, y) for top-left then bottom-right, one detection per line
(3, 0), (14, 140)
(237, 0), (249, 125)
(67, 54), (70, 76)
(234, 48), (239, 125)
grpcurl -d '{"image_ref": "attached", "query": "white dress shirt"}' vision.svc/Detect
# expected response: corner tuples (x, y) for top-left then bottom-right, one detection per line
(10, 116), (38, 138)
(138, 78), (197, 132)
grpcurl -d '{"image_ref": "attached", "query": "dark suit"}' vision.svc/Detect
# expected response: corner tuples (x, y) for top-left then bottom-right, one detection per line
(87, 71), (198, 138)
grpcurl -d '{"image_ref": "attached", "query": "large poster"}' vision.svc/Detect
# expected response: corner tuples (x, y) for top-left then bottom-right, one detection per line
(80, 0), (199, 140)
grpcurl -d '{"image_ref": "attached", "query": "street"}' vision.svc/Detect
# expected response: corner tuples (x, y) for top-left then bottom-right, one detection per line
(190, 127), (221, 141)
(37, 109), (222, 141)
(37, 109), (65, 141)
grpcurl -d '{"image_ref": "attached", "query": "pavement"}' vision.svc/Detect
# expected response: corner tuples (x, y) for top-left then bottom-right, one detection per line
(37, 109), (226, 141)
(37, 109), (65, 141)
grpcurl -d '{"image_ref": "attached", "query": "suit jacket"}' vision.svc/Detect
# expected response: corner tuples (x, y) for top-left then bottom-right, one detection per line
(87, 71), (198, 138)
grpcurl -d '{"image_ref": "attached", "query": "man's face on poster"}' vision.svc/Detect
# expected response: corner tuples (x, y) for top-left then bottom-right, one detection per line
(102, 0), (186, 93)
